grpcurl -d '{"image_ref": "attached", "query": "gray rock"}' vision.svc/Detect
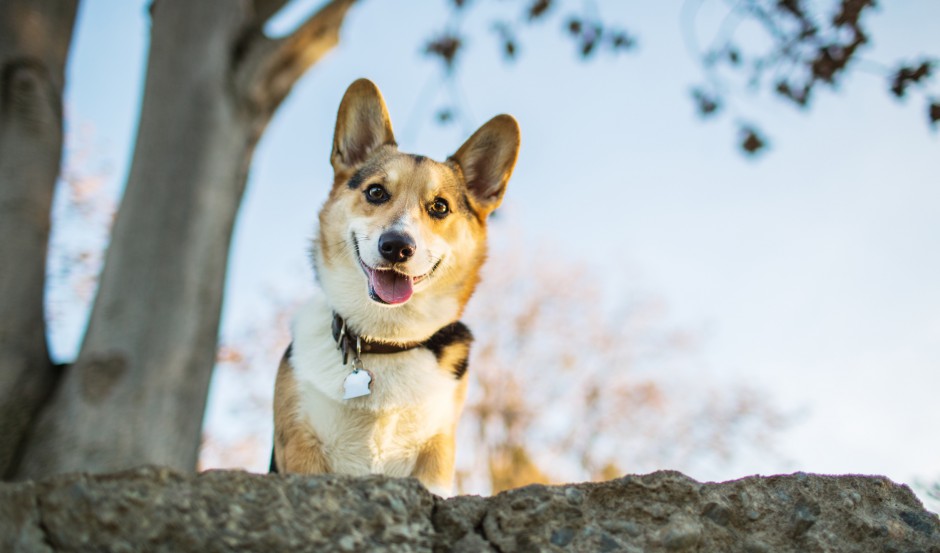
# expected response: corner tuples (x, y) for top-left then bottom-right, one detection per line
(0, 467), (937, 552)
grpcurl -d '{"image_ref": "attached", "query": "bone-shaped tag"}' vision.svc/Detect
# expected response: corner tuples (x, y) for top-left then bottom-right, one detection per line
(343, 368), (373, 399)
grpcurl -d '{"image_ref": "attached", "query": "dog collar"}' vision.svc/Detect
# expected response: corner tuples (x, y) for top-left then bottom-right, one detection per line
(331, 312), (425, 362)
(331, 312), (429, 400)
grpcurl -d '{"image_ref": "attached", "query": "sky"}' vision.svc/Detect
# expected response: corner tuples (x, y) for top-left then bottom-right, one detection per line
(59, 1), (938, 501)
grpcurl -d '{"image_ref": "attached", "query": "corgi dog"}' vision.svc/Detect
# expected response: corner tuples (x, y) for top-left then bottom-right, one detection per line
(272, 79), (520, 496)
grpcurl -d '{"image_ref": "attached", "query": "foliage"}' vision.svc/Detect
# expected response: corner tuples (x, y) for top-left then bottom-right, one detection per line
(457, 233), (786, 492)
(688, 0), (938, 153)
(423, 0), (939, 154)
(426, 0), (636, 71)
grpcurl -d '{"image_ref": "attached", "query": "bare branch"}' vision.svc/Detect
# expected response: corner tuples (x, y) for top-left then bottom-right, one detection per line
(235, 0), (357, 114)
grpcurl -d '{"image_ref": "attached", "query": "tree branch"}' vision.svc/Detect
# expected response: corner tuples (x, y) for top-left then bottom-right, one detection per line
(236, 0), (358, 114)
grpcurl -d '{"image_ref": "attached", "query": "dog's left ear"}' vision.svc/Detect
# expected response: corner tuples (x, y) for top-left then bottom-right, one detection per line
(451, 114), (520, 216)
(331, 79), (396, 175)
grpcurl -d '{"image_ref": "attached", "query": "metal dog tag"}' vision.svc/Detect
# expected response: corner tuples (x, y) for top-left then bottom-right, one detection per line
(343, 368), (373, 399)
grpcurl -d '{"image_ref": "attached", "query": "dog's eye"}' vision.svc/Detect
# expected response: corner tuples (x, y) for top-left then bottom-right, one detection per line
(365, 184), (389, 204)
(428, 198), (450, 219)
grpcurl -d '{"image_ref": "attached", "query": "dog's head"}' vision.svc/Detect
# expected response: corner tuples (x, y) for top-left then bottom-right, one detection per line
(313, 79), (520, 340)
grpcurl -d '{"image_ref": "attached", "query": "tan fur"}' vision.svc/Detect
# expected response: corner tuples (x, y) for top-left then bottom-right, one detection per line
(273, 355), (330, 474)
(411, 433), (457, 491)
(273, 79), (519, 494)
(316, 150), (492, 329)
(409, 359), (469, 488)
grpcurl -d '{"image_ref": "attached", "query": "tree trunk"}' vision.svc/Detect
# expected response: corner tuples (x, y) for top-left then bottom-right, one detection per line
(0, 0), (79, 478)
(14, 0), (355, 479)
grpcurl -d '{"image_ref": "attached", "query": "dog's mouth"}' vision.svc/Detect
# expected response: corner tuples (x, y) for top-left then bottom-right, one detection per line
(359, 261), (420, 305)
(353, 236), (441, 305)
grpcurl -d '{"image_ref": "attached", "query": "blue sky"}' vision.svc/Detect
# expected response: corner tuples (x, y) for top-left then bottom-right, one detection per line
(61, 1), (938, 495)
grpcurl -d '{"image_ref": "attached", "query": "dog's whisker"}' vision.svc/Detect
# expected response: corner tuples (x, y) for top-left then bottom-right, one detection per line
(317, 239), (356, 264)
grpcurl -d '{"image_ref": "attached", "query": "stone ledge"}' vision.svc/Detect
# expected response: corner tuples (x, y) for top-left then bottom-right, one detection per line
(1, 467), (937, 552)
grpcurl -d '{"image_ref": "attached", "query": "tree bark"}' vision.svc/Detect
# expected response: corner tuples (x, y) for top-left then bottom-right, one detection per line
(0, 0), (79, 478)
(15, 0), (355, 479)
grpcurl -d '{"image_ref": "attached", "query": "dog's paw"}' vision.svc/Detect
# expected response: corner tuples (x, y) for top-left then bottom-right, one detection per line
(425, 483), (455, 498)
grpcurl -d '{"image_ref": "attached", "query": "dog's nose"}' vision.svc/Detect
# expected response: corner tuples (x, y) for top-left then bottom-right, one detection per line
(378, 231), (416, 263)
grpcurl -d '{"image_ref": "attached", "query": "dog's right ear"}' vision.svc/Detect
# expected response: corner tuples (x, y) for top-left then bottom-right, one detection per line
(450, 114), (520, 217)
(331, 79), (396, 175)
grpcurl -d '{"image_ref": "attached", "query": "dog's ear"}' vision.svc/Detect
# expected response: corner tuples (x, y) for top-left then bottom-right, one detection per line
(451, 114), (520, 216)
(331, 79), (396, 174)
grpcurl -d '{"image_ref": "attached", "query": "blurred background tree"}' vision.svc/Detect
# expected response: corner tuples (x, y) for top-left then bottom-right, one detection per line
(202, 233), (785, 495)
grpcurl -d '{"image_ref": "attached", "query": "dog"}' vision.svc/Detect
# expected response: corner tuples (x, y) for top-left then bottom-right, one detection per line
(271, 79), (520, 496)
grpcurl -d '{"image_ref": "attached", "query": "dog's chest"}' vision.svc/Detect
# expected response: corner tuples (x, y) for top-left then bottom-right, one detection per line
(289, 297), (459, 476)
(298, 385), (450, 476)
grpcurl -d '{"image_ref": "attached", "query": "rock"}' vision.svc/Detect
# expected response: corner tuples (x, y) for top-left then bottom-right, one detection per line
(0, 467), (937, 552)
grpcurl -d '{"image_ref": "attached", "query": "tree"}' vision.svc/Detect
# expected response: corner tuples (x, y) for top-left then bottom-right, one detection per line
(2, 0), (358, 479)
(0, 0), (933, 480)
(456, 238), (785, 493)
(201, 237), (785, 495)
(0, 0), (80, 479)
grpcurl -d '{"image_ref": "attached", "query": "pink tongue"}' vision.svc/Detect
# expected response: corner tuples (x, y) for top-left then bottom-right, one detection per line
(370, 269), (414, 304)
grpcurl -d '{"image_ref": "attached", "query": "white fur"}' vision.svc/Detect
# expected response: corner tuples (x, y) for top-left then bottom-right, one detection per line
(351, 209), (447, 286)
(426, 483), (455, 498)
(289, 295), (459, 478)
(315, 232), (461, 342)
(313, 156), (467, 343)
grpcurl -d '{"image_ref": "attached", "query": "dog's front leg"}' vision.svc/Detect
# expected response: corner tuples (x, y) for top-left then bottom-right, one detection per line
(412, 433), (457, 497)
(273, 351), (331, 474)
(275, 426), (331, 474)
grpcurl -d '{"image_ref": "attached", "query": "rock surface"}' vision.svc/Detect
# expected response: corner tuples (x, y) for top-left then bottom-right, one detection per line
(0, 467), (937, 552)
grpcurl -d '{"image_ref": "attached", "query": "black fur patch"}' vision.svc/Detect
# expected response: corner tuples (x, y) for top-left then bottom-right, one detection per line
(423, 322), (473, 379)
(451, 355), (469, 380)
(424, 322), (473, 358)
(347, 168), (369, 189)
(411, 154), (427, 164)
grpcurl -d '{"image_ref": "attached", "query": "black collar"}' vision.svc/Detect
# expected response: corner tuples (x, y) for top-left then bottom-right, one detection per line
(331, 312), (426, 364)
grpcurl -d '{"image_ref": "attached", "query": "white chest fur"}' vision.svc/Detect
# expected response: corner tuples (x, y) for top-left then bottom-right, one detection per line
(289, 297), (459, 477)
